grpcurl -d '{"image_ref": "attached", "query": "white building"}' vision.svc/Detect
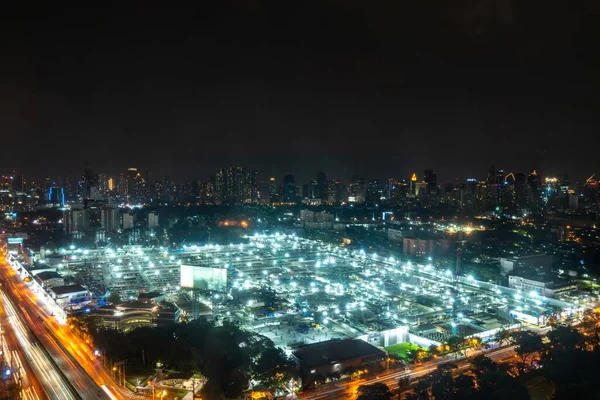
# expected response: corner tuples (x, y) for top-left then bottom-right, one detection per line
(101, 206), (121, 232)
(148, 212), (159, 230)
(122, 212), (135, 230)
(49, 284), (90, 308)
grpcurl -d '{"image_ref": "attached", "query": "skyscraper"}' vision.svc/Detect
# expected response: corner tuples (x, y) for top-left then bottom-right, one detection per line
(283, 175), (295, 203)
(316, 171), (327, 202)
(424, 169), (437, 195)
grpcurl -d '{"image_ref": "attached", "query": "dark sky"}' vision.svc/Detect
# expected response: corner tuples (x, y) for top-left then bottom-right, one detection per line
(2, 2), (599, 184)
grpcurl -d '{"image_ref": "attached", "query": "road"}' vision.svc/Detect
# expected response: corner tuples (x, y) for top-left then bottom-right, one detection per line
(1, 288), (72, 400)
(298, 345), (517, 400)
(0, 255), (115, 399)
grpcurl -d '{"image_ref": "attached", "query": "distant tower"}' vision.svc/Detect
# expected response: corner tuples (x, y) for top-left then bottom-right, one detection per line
(410, 173), (418, 196)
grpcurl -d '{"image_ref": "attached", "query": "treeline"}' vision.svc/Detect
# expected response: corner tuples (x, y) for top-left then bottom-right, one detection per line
(73, 316), (295, 399)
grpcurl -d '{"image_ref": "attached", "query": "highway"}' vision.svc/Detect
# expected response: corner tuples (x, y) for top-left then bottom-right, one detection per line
(0, 254), (114, 399)
(1, 289), (72, 399)
(298, 345), (517, 400)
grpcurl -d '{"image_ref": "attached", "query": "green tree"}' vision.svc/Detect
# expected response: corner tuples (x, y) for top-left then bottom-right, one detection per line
(445, 336), (465, 358)
(494, 328), (511, 347)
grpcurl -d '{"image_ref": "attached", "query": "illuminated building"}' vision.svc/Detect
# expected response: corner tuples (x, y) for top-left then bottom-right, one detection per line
(47, 186), (65, 206)
(348, 175), (365, 203)
(91, 301), (180, 332)
(214, 166), (257, 205)
(268, 177), (279, 203)
(409, 173), (418, 196)
(48, 284), (90, 309)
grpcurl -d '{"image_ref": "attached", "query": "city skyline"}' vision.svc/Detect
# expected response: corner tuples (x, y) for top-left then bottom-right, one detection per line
(2, 164), (597, 187)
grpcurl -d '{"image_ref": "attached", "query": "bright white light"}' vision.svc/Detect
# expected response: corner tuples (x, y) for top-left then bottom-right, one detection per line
(529, 290), (538, 298)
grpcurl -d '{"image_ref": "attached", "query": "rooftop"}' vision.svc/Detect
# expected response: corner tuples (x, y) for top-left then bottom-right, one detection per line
(50, 284), (87, 296)
(293, 338), (385, 368)
(34, 271), (63, 281)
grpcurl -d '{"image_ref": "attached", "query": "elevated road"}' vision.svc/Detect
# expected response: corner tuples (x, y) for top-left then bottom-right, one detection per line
(0, 254), (112, 399)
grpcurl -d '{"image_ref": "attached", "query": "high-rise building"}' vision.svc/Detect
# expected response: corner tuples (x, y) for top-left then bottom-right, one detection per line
(348, 175), (365, 203)
(47, 186), (65, 206)
(316, 172), (327, 201)
(366, 179), (385, 204)
(122, 212), (135, 230)
(268, 177), (279, 203)
(147, 211), (159, 230)
(308, 180), (319, 200)
(65, 207), (89, 234)
(424, 169), (437, 195)
(98, 174), (109, 195)
(327, 179), (344, 204)
(283, 175), (296, 203)
(101, 206), (120, 232)
(409, 173), (418, 196)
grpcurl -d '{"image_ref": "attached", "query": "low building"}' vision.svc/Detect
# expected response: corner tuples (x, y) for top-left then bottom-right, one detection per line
(138, 291), (167, 303)
(293, 338), (385, 382)
(91, 301), (180, 332)
(500, 254), (553, 276)
(33, 271), (64, 289)
(49, 284), (90, 308)
(299, 209), (334, 230)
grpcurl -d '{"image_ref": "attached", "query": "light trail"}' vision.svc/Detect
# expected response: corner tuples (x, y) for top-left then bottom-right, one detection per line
(1, 290), (76, 400)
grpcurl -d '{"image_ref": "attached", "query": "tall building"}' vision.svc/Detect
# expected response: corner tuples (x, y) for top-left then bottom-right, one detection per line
(316, 172), (327, 202)
(424, 169), (437, 195)
(65, 207), (89, 234)
(409, 173), (418, 197)
(348, 175), (365, 203)
(268, 177), (279, 204)
(283, 175), (296, 203)
(147, 211), (159, 230)
(101, 206), (120, 232)
(213, 166), (256, 204)
(366, 179), (385, 204)
(327, 179), (344, 204)
(122, 212), (135, 230)
(47, 186), (65, 206)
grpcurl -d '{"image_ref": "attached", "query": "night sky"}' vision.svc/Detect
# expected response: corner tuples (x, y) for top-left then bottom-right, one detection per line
(2, 2), (599, 183)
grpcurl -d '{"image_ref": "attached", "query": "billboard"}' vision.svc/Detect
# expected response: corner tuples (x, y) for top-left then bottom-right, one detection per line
(180, 264), (227, 291)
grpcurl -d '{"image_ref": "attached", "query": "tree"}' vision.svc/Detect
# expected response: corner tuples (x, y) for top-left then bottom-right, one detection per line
(409, 348), (427, 363)
(252, 346), (295, 392)
(512, 330), (543, 368)
(429, 368), (454, 400)
(445, 336), (465, 358)
(429, 344), (442, 357)
(398, 377), (411, 392)
(469, 355), (497, 376)
(356, 382), (394, 400)
(494, 329), (512, 347)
